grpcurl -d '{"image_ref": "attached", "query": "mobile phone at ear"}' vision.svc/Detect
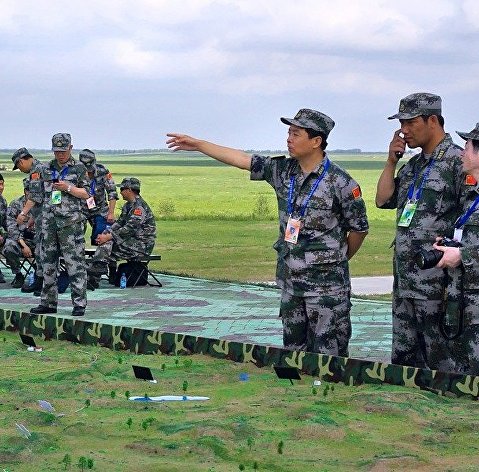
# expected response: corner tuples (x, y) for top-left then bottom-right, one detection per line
(395, 132), (405, 159)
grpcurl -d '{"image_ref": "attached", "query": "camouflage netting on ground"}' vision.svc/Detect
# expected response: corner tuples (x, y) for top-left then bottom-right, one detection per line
(1, 308), (478, 399)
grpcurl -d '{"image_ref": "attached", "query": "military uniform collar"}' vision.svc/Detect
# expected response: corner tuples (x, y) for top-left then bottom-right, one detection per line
(291, 153), (328, 176)
(51, 156), (75, 171)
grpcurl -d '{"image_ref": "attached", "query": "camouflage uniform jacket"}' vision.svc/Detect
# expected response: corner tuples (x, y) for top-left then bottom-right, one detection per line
(29, 157), (89, 229)
(6, 195), (35, 243)
(0, 194), (6, 237)
(379, 134), (463, 299)
(83, 163), (118, 218)
(25, 158), (44, 223)
(448, 181), (479, 326)
(250, 154), (369, 296)
(110, 195), (156, 255)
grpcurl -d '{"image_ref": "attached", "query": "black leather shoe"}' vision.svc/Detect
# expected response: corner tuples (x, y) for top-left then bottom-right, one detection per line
(30, 305), (57, 314)
(72, 306), (85, 317)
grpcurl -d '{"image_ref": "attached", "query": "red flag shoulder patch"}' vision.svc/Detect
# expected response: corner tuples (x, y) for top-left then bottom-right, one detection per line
(352, 186), (362, 199)
(31, 172), (40, 180)
(465, 174), (477, 186)
(133, 208), (143, 216)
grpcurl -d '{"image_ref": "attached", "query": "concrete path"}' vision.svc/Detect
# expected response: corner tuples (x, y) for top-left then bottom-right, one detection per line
(351, 276), (393, 295)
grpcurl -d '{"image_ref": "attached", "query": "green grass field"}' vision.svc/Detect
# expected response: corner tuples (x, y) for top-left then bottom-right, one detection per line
(1, 331), (478, 472)
(0, 151), (396, 282)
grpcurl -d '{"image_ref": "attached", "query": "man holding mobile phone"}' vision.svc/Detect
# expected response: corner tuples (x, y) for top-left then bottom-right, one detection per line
(375, 93), (463, 371)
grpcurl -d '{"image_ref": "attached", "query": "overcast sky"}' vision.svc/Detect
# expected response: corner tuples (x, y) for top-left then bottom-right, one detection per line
(1, 0), (479, 152)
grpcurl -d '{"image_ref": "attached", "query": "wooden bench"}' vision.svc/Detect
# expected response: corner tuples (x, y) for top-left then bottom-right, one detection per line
(84, 249), (162, 288)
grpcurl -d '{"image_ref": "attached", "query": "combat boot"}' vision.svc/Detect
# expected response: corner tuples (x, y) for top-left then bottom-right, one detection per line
(11, 273), (25, 289)
(22, 275), (43, 294)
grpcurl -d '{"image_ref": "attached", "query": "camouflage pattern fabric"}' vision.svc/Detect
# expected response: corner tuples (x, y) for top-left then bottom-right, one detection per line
(83, 163), (118, 220)
(280, 108), (335, 137)
(379, 134), (463, 369)
(280, 290), (351, 356)
(388, 93), (442, 120)
(30, 157), (89, 309)
(0, 194), (7, 237)
(24, 158), (45, 277)
(2, 195), (35, 275)
(250, 154), (368, 355)
(1, 307), (477, 399)
(444, 181), (479, 376)
(89, 194), (156, 267)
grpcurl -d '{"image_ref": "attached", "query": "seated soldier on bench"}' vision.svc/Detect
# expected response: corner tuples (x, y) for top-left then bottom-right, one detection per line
(87, 177), (156, 288)
(3, 180), (36, 288)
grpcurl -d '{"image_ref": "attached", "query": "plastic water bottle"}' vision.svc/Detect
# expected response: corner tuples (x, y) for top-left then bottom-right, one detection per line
(105, 224), (111, 233)
(120, 273), (127, 289)
(27, 272), (35, 286)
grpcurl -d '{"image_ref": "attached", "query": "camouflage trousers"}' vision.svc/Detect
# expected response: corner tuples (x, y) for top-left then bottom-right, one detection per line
(33, 221), (43, 277)
(2, 238), (35, 274)
(89, 240), (149, 267)
(41, 221), (87, 309)
(392, 296), (456, 372)
(445, 293), (479, 376)
(280, 290), (351, 356)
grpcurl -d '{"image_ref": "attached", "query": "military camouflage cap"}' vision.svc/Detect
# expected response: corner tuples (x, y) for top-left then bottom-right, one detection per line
(118, 177), (141, 191)
(52, 133), (71, 151)
(388, 93), (442, 120)
(456, 123), (479, 141)
(11, 147), (33, 170)
(79, 148), (96, 168)
(281, 108), (335, 138)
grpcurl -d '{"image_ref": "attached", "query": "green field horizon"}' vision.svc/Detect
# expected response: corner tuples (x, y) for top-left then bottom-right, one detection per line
(0, 151), (397, 283)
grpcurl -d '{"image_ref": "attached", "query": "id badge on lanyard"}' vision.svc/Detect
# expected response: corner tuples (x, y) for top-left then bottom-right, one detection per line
(284, 216), (301, 244)
(397, 199), (417, 227)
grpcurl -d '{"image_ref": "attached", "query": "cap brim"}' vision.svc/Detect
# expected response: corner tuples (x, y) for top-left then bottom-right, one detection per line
(52, 147), (69, 151)
(387, 112), (421, 120)
(12, 163), (18, 171)
(456, 131), (473, 141)
(281, 117), (305, 128)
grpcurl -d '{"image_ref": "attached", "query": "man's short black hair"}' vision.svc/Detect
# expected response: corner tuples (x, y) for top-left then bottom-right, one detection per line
(0, 173), (4, 181)
(421, 114), (445, 128)
(472, 139), (479, 153)
(305, 128), (328, 150)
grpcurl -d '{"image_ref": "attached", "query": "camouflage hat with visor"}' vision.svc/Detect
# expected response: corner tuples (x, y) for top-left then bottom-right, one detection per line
(456, 123), (479, 142)
(280, 108), (335, 138)
(388, 93), (442, 120)
(11, 147), (33, 170)
(79, 149), (96, 169)
(52, 133), (72, 151)
(117, 177), (141, 192)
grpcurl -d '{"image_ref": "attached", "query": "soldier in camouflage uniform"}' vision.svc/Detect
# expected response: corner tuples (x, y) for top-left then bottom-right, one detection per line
(0, 173), (7, 283)
(12, 147), (45, 294)
(3, 180), (35, 288)
(432, 122), (479, 376)
(87, 177), (156, 284)
(25, 133), (90, 317)
(167, 109), (369, 356)
(78, 149), (118, 242)
(376, 93), (463, 371)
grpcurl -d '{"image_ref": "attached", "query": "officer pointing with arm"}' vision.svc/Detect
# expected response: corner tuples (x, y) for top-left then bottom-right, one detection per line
(168, 108), (368, 356)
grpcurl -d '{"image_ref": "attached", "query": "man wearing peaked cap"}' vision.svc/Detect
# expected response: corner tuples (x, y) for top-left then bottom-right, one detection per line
(87, 176), (156, 286)
(12, 147), (45, 293)
(429, 122), (479, 376)
(376, 93), (463, 372)
(25, 133), (91, 317)
(167, 108), (369, 356)
(79, 148), (118, 253)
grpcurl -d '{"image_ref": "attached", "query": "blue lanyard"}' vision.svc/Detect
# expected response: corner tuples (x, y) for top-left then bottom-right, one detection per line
(51, 166), (69, 181)
(287, 158), (330, 217)
(407, 158), (435, 202)
(89, 179), (96, 196)
(456, 194), (479, 228)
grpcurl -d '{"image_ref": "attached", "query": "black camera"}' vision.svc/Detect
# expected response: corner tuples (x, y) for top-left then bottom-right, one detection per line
(415, 237), (462, 270)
